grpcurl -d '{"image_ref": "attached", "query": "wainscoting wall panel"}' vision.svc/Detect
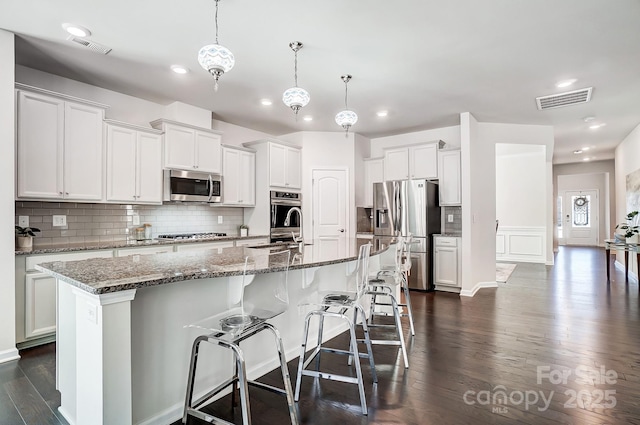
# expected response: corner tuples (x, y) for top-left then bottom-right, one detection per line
(496, 226), (546, 263)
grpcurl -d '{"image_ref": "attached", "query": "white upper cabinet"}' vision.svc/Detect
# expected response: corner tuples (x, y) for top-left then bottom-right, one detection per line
(106, 121), (163, 204)
(151, 119), (222, 174)
(383, 143), (438, 181)
(438, 149), (462, 206)
(17, 88), (106, 201)
(362, 158), (384, 206)
(269, 143), (301, 189)
(222, 146), (256, 206)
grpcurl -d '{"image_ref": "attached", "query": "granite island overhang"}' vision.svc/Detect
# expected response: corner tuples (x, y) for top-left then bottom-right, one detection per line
(35, 238), (391, 425)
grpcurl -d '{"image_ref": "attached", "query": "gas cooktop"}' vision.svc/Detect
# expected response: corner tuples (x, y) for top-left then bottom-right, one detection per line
(156, 232), (227, 240)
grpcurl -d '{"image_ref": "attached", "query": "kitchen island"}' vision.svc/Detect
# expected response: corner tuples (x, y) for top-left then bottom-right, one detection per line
(35, 238), (391, 425)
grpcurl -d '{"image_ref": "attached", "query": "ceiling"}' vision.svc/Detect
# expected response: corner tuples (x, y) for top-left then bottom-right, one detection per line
(2, 0), (639, 164)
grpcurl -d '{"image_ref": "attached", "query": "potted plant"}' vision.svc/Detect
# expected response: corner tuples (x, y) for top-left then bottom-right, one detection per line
(615, 211), (639, 243)
(15, 225), (41, 249)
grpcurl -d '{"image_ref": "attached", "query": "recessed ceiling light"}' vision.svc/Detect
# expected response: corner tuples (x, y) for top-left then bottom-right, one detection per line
(303, 116), (313, 122)
(582, 147), (590, 151)
(556, 79), (577, 88)
(573, 150), (583, 154)
(62, 23), (91, 38)
(170, 65), (189, 74)
(376, 111), (388, 117)
(583, 157), (591, 161)
(589, 123), (606, 130)
(260, 99), (273, 106)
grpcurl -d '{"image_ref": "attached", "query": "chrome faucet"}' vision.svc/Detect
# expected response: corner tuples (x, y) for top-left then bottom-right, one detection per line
(284, 206), (303, 245)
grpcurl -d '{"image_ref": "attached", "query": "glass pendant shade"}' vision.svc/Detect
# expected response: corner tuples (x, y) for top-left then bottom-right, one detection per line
(283, 86), (310, 114)
(198, 44), (235, 79)
(335, 110), (358, 130)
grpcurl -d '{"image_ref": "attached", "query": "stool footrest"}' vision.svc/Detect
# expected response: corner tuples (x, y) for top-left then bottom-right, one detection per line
(357, 338), (401, 346)
(191, 376), (237, 410)
(301, 369), (360, 385)
(248, 379), (287, 396)
(185, 407), (236, 425)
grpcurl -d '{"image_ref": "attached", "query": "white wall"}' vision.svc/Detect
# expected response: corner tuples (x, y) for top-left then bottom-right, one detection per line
(614, 122), (640, 277)
(460, 113), (497, 296)
(496, 144), (546, 227)
(213, 120), (273, 147)
(296, 132), (357, 240)
(369, 125), (461, 156)
(354, 133), (371, 207)
(480, 122), (555, 266)
(0, 30), (18, 363)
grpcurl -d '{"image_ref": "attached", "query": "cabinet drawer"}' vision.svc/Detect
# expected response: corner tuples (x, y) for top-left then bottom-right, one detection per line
(117, 245), (174, 256)
(235, 238), (269, 247)
(175, 241), (234, 252)
(26, 250), (114, 271)
(434, 237), (458, 247)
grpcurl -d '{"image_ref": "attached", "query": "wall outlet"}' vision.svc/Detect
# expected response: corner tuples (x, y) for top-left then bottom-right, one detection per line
(132, 214), (140, 226)
(18, 216), (29, 227)
(218, 216), (223, 224)
(448, 214), (454, 223)
(52, 215), (67, 227)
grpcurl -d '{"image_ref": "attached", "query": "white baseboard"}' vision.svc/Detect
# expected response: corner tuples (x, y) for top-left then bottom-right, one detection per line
(460, 281), (498, 297)
(0, 348), (20, 364)
(58, 407), (76, 425)
(614, 260), (639, 282)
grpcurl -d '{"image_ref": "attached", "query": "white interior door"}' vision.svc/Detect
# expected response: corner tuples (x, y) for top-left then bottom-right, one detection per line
(312, 169), (349, 258)
(562, 190), (599, 246)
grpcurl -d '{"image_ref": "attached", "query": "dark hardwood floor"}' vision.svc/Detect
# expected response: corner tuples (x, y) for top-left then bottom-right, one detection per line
(4, 246), (639, 425)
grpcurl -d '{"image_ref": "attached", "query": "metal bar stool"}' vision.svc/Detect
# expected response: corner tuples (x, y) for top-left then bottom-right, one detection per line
(294, 243), (377, 415)
(364, 235), (415, 368)
(182, 249), (298, 425)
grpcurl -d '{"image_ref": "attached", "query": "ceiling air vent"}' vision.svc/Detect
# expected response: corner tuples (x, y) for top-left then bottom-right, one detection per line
(536, 87), (593, 110)
(66, 35), (112, 55)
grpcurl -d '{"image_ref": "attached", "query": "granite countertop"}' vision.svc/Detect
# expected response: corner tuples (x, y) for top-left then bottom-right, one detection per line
(35, 238), (390, 295)
(15, 234), (270, 255)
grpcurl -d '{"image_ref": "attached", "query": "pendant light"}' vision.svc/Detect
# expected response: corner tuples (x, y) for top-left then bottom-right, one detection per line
(282, 41), (310, 116)
(197, 0), (235, 91)
(335, 75), (358, 135)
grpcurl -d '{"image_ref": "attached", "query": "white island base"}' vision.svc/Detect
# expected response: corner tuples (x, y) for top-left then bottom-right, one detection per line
(55, 254), (387, 425)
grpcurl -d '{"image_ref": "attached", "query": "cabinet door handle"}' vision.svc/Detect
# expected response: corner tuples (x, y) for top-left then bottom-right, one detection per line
(65, 192), (69, 195)
(338, 229), (345, 233)
(59, 191), (63, 195)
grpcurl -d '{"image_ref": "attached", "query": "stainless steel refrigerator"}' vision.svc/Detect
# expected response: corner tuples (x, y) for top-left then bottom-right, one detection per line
(373, 180), (441, 291)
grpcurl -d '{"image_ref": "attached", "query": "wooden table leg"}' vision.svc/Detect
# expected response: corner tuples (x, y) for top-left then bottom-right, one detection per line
(625, 250), (629, 281)
(637, 252), (640, 291)
(606, 248), (611, 282)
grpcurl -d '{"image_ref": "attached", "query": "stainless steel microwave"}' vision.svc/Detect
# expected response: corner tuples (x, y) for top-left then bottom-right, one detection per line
(163, 170), (222, 203)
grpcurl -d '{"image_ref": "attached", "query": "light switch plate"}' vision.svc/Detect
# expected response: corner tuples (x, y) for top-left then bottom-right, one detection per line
(132, 214), (140, 226)
(18, 216), (29, 227)
(218, 216), (223, 224)
(52, 215), (67, 227)
(448, 214), (454, 223)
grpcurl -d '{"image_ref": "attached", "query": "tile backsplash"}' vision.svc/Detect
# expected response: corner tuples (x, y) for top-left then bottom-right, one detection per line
(443, 206), (462, 235)
(15, 201), (245, 247)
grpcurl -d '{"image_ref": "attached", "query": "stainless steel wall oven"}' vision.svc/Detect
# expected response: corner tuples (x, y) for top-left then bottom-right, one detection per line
(270, 191), (301, 242)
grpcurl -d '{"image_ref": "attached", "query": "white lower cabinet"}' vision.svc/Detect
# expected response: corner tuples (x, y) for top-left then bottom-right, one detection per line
(17, 250), (114, 346)
(235, 238), (269, 247)
(434, 236), (461, 291)
(116, 245), (174, 256)
(175, 241), (235, 253)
